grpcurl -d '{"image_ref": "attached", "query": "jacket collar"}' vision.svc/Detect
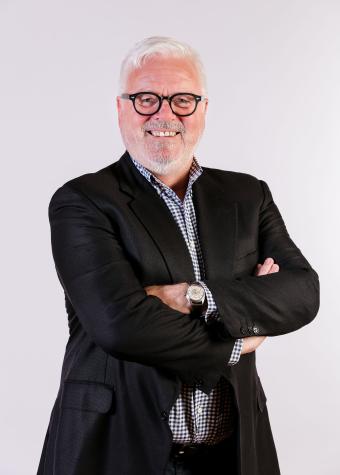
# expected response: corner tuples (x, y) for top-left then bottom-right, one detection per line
(128, 153), (203, 197)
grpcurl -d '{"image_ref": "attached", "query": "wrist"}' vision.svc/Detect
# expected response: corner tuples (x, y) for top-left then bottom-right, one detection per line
(186, 281), (207, 314)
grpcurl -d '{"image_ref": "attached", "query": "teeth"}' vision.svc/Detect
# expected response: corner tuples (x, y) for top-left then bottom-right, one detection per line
(149, 131), (178, 137)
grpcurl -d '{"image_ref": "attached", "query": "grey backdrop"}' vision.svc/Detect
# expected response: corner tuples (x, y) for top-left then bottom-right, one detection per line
(1, 1), (339, 474)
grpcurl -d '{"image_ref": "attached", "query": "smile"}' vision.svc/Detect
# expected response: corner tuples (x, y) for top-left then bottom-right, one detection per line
(147, 131), (180, 137)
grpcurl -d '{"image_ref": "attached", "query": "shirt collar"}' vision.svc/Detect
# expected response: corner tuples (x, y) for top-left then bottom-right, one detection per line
(128, 154), (203, 196)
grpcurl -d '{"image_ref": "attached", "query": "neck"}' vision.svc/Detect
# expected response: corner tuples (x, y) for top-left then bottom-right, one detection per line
(152, 166), (191, 201)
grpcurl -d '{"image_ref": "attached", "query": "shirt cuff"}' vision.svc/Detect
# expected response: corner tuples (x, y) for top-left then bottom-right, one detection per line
(197, 280), (221, 324)
(227, 338), (243, 365)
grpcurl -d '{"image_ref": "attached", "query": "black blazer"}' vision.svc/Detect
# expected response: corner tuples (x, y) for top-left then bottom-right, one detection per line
(37, 150), (320, 475)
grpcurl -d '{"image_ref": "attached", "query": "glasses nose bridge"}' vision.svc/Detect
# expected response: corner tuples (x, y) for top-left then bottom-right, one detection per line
(158, 95), (175, 114)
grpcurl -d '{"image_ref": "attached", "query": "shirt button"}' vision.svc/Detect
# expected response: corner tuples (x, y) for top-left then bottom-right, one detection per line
(197, 406), (203, 415)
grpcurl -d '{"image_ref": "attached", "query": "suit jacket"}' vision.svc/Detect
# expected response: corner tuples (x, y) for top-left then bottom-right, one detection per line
(37, 150), (320, 475)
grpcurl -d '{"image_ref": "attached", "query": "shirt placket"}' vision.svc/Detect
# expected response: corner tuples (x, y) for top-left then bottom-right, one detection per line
(128, 156), (233, 445)
(182, 191), (210, 443)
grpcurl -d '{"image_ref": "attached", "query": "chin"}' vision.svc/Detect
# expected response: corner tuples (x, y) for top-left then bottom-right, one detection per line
(159, 151), (195, 172)
(145, 158), (179, 176)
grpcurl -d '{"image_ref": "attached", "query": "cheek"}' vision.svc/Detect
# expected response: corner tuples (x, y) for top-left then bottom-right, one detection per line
(121, 116), (145, 139)
(183, 115), (204, 134)
(184, 121), (204, 143)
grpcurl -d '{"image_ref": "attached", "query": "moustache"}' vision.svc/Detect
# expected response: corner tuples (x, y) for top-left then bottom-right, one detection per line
(143, 120), (185, 134)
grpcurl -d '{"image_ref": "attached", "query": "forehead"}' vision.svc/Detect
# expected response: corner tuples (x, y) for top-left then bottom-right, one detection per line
(125, 56), (202, 94)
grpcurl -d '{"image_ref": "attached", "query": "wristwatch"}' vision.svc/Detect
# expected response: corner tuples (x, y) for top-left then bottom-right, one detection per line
(185, 281), (206, 310)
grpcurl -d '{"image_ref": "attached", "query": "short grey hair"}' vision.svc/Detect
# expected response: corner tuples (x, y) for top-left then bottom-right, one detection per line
(118, 36), (208, 96)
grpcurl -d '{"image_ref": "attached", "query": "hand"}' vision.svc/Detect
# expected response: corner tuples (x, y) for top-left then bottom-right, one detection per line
(254, 257), (279, 276)
(144, 282), (191, 314)
(241, 257), (280, 355)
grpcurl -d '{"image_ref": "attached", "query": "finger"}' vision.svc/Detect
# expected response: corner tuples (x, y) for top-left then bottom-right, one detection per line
(254, 263), (262, 276)
(269, 263), (279, 273)
(256, 258), (274, 276)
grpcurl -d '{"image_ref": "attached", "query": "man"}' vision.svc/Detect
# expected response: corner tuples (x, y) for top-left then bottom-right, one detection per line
(37, 36), (319, 475)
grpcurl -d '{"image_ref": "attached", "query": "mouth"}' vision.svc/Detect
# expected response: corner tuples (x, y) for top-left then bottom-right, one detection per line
(146, 131), (181, 138)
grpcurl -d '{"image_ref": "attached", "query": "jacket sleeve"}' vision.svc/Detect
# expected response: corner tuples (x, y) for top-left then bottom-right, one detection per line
(201, 179), (320, 339)
(197, 280), (243, 365)
(48, 183), (236, 393)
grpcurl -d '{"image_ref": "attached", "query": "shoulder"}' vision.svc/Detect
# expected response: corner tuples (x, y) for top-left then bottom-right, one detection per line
(202, 164), (260, 184)
(201, 165), (267, 202)
(48, 160), (122, 209)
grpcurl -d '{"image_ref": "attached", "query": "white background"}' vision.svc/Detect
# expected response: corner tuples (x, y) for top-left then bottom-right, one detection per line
(1, 1), (339, 473)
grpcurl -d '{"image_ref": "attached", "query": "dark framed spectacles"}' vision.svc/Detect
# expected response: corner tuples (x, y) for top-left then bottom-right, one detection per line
(120, 91), (207, 117)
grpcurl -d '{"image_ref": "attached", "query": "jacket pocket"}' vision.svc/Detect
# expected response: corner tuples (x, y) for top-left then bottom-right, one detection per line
(235, 248), (258, 260)
(233, 248), (259, 276)
(60, 379), (114, 414)
(256, 377), (267, 413)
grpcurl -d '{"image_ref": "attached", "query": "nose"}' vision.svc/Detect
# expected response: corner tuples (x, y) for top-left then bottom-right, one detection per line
(154, 97), (177, 119)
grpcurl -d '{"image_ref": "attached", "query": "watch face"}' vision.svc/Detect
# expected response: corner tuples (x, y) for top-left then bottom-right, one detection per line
(189, 284), (205, 302)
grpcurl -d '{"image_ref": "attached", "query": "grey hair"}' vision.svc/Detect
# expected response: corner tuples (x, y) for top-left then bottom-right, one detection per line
(118, 36), (208, 96)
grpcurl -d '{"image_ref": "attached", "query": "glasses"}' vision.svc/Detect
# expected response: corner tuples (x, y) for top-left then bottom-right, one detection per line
(120, 91), (207, 117)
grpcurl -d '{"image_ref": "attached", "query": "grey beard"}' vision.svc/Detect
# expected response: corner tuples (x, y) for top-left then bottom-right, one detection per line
(143, 139), (186, 175)
(143, 154), (182, 175)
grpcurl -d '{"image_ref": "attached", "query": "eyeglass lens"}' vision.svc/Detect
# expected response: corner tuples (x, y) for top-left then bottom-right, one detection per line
(134, 93), (197, 115)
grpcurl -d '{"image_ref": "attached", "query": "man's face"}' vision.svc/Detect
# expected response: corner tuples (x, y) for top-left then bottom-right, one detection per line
(116, 56), (208, 176)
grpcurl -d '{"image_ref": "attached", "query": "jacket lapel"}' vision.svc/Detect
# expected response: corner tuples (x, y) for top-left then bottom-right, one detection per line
(117, 151), (237, 283)
(192, 172), (237, 281)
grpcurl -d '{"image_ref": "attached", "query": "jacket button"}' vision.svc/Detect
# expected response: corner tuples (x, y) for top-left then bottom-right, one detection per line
(240, 326), (247, 335)
(195, 378), (203, 388)
(160, 410), (168, 420)
(253, 326), (259, 334)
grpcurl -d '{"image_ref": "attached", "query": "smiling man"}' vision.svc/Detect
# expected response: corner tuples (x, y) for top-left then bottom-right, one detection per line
(37, 36), (320, 475)
(117, 55), (206, 195)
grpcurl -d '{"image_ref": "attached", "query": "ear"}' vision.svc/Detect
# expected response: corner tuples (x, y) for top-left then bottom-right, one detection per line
(116, 96), (121, 112)
(116, 96), (123, 127)
(204, 98), (209, 114)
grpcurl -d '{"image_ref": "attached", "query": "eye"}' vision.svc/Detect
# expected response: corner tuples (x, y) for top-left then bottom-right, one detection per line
(172, 95), (195, 108)
(136, 94), (158, 107)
